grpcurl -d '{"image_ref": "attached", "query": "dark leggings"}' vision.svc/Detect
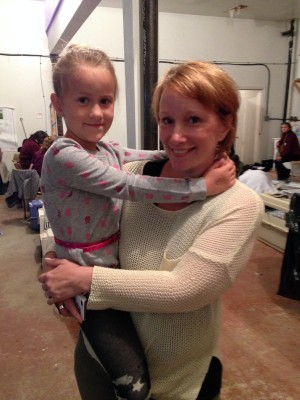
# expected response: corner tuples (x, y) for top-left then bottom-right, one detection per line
(275, 155), (300, 180)
(80, 309), (150, 400)
(75, 331), (222, 400)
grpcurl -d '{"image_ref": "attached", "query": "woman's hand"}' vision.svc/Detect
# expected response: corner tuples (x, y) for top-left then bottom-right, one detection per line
(41, 256), (85, 323)
(39, 258), (93, 305)
(56, 298), (83, 324)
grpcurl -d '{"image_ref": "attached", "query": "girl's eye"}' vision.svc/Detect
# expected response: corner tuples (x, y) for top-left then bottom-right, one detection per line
(78, 97), (89, 104)
(100, 98), (112, 106)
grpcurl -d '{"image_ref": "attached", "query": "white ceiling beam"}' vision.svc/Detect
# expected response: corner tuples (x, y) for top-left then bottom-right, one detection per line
(47, 0), (101, 54)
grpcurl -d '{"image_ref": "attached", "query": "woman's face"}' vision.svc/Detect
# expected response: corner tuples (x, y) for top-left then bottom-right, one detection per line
(158, 87), (230, 178)
(281, 124), (291, 134)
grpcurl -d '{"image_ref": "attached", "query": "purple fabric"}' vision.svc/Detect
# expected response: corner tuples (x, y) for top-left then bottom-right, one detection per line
(19, 139), (40, 169)
(31, 149), (44, 176)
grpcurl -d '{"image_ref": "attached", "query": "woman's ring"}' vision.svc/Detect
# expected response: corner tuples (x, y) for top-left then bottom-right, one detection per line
(58, 304), (65, 310)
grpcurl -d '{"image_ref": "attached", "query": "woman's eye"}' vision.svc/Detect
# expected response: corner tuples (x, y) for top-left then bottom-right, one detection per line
(161, 117), (173, 125)
(189, 116), (200, 124)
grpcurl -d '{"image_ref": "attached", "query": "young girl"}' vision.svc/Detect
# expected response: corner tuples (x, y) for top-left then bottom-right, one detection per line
(41, 44), (236, 400)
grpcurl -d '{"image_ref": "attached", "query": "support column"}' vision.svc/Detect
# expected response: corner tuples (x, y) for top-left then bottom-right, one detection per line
(141, 0), (158, 150)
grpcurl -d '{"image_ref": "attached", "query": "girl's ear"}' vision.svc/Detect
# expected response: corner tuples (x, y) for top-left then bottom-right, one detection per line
(51, 93), (64, 116)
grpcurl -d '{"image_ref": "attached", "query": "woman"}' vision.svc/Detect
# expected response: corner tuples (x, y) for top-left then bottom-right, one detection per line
(39, 61), (264, 400)
(19, 130), (48, 169)
(275, 122), (300, 181)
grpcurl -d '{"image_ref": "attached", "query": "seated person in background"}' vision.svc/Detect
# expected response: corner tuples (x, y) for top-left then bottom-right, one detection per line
(30, 136), (55, 176)
(4, 136), (52, 207)
(18, 138), (28, 153)
(19, 130), (48, 169)
(275, 122), (300, 181)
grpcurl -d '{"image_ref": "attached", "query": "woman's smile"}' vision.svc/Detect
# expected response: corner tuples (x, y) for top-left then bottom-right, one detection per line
(171, 148), (194, 155)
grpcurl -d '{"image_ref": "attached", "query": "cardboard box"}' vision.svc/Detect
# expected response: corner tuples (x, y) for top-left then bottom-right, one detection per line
(259, 193), (290, 252)
(40, 228), (54, 256)
(259, 219), (288, 253)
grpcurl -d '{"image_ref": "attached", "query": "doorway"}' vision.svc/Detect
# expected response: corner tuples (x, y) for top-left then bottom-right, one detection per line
(235, 89), (263, 165)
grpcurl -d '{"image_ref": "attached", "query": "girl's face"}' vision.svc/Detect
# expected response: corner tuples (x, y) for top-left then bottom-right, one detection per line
(51, 65), (115, 150)
(158, 87), (230, 178)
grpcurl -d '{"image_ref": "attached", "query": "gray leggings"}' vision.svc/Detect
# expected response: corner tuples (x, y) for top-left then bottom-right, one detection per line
(80, 309), (150, 400)
(75, 330), (119, 400)
(74, 332), (221, 400)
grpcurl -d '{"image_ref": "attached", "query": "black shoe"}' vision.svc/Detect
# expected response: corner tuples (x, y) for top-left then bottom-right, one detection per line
(5, 193), (20, 208)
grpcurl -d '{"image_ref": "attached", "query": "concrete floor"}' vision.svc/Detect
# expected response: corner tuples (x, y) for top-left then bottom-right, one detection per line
(0, 194), (299, 400)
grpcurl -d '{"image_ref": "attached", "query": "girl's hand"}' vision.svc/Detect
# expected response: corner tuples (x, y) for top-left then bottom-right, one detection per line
(39, 258), (93, 305)
(204, 156), (236, 196)
(42, 251), (57, 273)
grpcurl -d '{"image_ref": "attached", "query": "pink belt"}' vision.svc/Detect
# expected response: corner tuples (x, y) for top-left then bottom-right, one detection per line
(54, 231), (120, 253)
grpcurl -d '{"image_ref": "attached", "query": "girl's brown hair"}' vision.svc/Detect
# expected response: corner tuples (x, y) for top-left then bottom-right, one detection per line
(52, 44), (118, 99)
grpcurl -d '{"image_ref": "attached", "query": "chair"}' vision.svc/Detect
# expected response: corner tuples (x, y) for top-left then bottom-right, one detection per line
(12, 152), (21, 169)
(5, 169), (40, 219)
(23, 170), (41, 219)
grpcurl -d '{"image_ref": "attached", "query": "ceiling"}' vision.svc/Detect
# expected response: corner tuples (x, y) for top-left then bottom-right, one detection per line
(99, 0), (300, 22)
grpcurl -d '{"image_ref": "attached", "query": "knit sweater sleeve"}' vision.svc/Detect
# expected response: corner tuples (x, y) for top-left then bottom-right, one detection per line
(88, 182), (264, 313)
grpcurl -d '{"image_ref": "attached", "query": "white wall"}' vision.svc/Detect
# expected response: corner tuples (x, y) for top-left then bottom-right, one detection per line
(0, 0), (53, 170)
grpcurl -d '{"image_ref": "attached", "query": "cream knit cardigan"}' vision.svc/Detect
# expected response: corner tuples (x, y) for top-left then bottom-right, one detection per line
(88, 161), (264, 399)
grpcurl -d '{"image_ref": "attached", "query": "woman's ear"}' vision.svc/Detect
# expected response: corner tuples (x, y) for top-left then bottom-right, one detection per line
(219, 114), (233, 142)
(51, 93), (64, 116)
